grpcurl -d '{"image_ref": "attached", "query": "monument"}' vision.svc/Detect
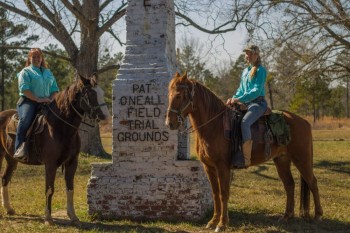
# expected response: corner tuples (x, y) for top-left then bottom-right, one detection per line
(87, 0), (212, 221)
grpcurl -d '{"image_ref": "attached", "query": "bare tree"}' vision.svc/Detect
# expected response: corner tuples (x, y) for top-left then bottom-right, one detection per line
(0, 0), (127, 156)
(0, 0), (271, 155)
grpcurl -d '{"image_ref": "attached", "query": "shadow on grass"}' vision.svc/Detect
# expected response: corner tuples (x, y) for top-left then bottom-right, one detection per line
(2, 211), (350, 233)
(227, 209), (350, 233)
(315, 160), (350, 175)
(251, 164), (279, 181)
(0, 214), (192, 233)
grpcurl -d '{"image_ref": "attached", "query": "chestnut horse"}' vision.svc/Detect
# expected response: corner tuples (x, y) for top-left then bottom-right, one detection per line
(0, 74), (110, 225)
(165, 72), (323, 232)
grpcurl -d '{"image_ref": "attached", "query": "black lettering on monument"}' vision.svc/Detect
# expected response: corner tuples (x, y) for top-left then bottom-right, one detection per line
(120, 96), (127, 105)
(133, 83), (151, 93)
(154, 107), (161, 117)
(162, 131), (169, 141)
(116, 83), (171, 142)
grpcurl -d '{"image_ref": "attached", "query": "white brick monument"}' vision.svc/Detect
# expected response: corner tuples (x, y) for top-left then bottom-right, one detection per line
(87, 0), (212, 221)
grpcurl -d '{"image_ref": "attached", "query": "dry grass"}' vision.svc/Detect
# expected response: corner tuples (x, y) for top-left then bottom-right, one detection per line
(1, 117), (348, 232)
(304, 116), (350, 130)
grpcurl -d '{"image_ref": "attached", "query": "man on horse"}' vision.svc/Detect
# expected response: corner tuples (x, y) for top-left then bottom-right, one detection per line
(14, 48), (59, 162)
(226, 45), (268, 168)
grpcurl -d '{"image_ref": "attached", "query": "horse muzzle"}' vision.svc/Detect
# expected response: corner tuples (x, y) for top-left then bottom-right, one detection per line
(165, 115), (180, 130)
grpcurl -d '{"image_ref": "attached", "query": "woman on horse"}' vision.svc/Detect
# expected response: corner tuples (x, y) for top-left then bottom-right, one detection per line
(14, 48), (59, 162)
(226, 44), (267, 168)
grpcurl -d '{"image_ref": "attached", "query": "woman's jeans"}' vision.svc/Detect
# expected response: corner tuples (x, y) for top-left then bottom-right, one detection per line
(15, 97), (38, 150)
(241, 97), (267, 143)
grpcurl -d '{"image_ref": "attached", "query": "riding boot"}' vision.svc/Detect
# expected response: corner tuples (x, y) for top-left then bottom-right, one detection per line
(14, 142), (29, 162)
(242, 140), (253, 167)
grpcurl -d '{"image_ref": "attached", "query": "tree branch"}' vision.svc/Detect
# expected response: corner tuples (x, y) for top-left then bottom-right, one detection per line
(60, 0), (90, 27)
(97, 3), (127, 38)
(97, 64), (120, 75)
(0, 45), (71, 62)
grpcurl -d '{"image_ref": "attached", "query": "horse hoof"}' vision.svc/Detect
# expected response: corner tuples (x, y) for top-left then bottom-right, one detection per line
(6, 208), (16, 215)
(45, 219), (55, 226)
(314, 215), (322, 222)
(215, 225), (226, 232)
(205, 222), (217, 229)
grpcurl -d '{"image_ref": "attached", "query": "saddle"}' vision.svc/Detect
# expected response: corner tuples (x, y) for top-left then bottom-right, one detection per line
(223, 105), (290, 168)
(5, 113), (47, 161)
(6, 114), (46, 137)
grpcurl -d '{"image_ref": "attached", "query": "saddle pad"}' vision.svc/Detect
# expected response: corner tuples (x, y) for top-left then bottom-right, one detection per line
(6, 114), (19, 135)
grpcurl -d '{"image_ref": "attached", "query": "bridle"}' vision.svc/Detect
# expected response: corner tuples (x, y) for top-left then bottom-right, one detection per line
(48, 86), (107, 130)
(71, 86), (107, 127)
(167, 81), (227, 134)
(167, 81), (195, 125)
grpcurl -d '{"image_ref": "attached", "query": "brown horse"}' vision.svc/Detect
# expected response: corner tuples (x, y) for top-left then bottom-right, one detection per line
(0, 74), (110, 226)
(165, 72), (323, 232)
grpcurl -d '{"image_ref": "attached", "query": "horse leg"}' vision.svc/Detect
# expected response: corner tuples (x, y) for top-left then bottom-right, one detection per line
(215, 164), (231, 232)
(44, 164), (57, 225)
(1, 157), (17, 215)
(293, 162), (323, 221)
(203, 164), (221, 230)
(64, 158), (81, 226)
(273, 156), (295, 222)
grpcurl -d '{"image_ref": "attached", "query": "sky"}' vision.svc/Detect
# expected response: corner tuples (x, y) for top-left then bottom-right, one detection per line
(97, 21), (248, 73)
(176, 25), (248, 70)
(25, 2), (248, 74)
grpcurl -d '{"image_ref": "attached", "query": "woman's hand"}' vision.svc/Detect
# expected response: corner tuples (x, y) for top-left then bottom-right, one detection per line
(36, 97), (52, 103)
(226, 98), (239, 105)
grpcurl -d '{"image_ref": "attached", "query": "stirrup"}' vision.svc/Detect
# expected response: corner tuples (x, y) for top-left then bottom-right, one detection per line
(14, 143), (29, 162)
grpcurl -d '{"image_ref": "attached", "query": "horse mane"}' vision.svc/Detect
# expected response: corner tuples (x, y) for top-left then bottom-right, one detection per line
(169, 75), (227, 118)
(191, 80), (227, 116)
(55, 79), (84, 116)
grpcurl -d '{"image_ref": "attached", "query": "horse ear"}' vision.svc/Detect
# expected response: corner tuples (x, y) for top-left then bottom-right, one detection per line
(75, 72), (90, 86)
(90, 73), (98, 86)
(182, 71), (188, 80)
(174, 72), (181, 78)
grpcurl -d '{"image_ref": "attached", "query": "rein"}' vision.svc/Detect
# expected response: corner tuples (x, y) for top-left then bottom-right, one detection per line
(46, 88), (107, 131)
(180, 108), (227, 134)
(46, 104), (89, 133)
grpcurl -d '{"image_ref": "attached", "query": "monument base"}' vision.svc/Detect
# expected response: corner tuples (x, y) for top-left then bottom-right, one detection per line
(87, 160), (212, 221)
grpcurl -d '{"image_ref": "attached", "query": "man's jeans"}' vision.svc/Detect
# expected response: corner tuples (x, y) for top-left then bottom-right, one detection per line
(241, 97), (267, 143)
(15, 97), (38, 150)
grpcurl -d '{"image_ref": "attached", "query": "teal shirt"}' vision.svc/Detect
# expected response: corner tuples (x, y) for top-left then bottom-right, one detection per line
(233, 65), (267, 103)
(17, 65), (59, 98)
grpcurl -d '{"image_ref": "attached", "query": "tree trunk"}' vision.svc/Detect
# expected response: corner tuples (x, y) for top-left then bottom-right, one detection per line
(74, 0), (109, 156)
(267, 78), (274, 109)
(347, 77), (349, 118)
(1, 45), (4, 111)
(79, 123), (109, 157)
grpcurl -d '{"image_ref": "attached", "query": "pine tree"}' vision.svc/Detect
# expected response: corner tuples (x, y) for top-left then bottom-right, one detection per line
(0, 8), (38, 110)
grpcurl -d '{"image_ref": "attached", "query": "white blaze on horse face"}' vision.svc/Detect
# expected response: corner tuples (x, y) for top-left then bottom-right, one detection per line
(93, 86), (111, 124)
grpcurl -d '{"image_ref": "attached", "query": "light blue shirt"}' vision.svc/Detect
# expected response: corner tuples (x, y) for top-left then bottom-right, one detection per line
(233, 65), (266, 103)
(17, 65), (59, 98)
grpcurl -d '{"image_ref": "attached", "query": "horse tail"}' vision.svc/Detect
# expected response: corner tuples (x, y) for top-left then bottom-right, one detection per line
(299, 176), (310, 217)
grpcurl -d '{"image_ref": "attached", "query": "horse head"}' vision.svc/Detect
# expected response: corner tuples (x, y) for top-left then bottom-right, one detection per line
(74, 73), (111, 124)
(166, 72), (195, 130)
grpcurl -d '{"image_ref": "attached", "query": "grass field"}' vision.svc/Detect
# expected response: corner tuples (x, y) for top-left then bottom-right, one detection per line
(0, 120), (350, 232)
